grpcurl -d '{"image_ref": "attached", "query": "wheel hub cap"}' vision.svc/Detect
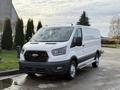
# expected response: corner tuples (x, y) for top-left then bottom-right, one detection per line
(70, 65), (76, 78)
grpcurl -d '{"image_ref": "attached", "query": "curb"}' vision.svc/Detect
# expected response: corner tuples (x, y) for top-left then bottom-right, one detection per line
(0, 69), (22, 77)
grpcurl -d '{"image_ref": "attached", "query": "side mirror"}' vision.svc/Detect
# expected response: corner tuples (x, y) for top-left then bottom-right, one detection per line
(76, 37), (82, 46)
(72, 37), (82, 47)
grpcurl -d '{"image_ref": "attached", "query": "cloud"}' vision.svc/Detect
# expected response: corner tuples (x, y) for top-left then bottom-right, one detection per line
(12, 0), (120, 36)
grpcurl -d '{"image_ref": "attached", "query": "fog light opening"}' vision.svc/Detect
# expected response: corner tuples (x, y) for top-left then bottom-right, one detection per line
(56, 66), (63, 70)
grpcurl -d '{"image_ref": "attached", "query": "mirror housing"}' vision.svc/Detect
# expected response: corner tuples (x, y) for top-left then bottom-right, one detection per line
(76, 37), (82, 46)
(72, 37), (82, 47)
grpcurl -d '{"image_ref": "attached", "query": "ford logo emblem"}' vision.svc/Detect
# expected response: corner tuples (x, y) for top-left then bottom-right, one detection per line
(32, 54), (39, 57)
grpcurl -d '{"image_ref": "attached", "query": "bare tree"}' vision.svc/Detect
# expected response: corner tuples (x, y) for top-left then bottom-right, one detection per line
(109, 16), (120, 46)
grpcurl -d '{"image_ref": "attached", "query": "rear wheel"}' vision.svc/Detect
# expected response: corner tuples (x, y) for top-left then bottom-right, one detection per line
(66, 61), (76, 80)
(92, 54), (99, 68)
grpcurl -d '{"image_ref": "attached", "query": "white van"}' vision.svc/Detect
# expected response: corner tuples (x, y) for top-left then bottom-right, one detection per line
(19, 25), (101, 79)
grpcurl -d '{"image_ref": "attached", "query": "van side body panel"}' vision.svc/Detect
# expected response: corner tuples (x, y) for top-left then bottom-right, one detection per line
(82, 27), (101, 57)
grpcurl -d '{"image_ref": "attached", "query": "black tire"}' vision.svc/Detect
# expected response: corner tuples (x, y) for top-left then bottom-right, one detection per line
(27, 73), (36, 78)
(92, 54), (99, 68)
(66, 61), (77, 80)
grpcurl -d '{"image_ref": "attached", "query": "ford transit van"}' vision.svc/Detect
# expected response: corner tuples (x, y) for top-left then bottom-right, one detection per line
(19, 25), (101, 79)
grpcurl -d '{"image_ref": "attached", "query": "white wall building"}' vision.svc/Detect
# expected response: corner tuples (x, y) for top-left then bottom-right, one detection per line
(0, 0), (18, 47)
(0, 0), (18, 33)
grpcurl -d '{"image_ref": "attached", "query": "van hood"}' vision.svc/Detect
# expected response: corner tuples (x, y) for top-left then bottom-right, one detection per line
(23, 42), (68, 51)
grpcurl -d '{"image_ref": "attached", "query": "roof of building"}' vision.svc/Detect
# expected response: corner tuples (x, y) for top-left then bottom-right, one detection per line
(0, 0), (18, 22)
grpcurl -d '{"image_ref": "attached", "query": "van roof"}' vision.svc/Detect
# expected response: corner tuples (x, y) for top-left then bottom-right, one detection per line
(44, 25), (97, 30)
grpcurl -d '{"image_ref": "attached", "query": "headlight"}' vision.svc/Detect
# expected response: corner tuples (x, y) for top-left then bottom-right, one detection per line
(52, 46), (67, 56)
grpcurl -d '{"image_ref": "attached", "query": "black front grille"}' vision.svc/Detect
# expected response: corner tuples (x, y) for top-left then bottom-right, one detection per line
(24, 51), (48, 62)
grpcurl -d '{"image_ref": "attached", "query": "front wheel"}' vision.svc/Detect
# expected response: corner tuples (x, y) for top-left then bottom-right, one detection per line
(66, 61), (76, 80)
(92, 54), (99, 68)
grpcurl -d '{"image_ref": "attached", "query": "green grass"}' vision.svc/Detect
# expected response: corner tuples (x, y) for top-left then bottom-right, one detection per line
(102, 44), (120, 48)
(0, 50), (19, 71)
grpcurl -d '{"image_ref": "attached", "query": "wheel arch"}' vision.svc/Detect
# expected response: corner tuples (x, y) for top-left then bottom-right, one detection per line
(95, 50), (101, 59)
(96, 50), (101, 57)
(70, 56), (78, 67)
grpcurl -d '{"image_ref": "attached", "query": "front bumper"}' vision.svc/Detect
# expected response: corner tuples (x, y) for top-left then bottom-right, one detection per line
(19, 60), (70, 75)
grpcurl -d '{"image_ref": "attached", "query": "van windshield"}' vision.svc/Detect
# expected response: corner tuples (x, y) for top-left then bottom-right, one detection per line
(30, 27), (74, 42)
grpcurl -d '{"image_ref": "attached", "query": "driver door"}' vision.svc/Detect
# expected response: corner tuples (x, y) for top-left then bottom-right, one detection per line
(71, 28), (84, 63)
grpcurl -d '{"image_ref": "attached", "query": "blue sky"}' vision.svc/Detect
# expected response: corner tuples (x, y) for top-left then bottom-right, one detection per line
(12, 0), (120, 37)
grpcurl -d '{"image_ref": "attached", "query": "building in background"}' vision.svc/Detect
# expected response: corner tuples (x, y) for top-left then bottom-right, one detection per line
(0, 0), (18, 34)
(0, 0), (18, 48)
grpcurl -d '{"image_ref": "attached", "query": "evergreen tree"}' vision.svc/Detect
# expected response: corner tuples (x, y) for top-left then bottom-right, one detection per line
(30, 19), (34, 34)
(1, 19), (13, 50)
(14, 18), (25, 48)
(25, 19), (34, 42)
(37, 21), (42, 31)
(77, 11), (90, 26)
